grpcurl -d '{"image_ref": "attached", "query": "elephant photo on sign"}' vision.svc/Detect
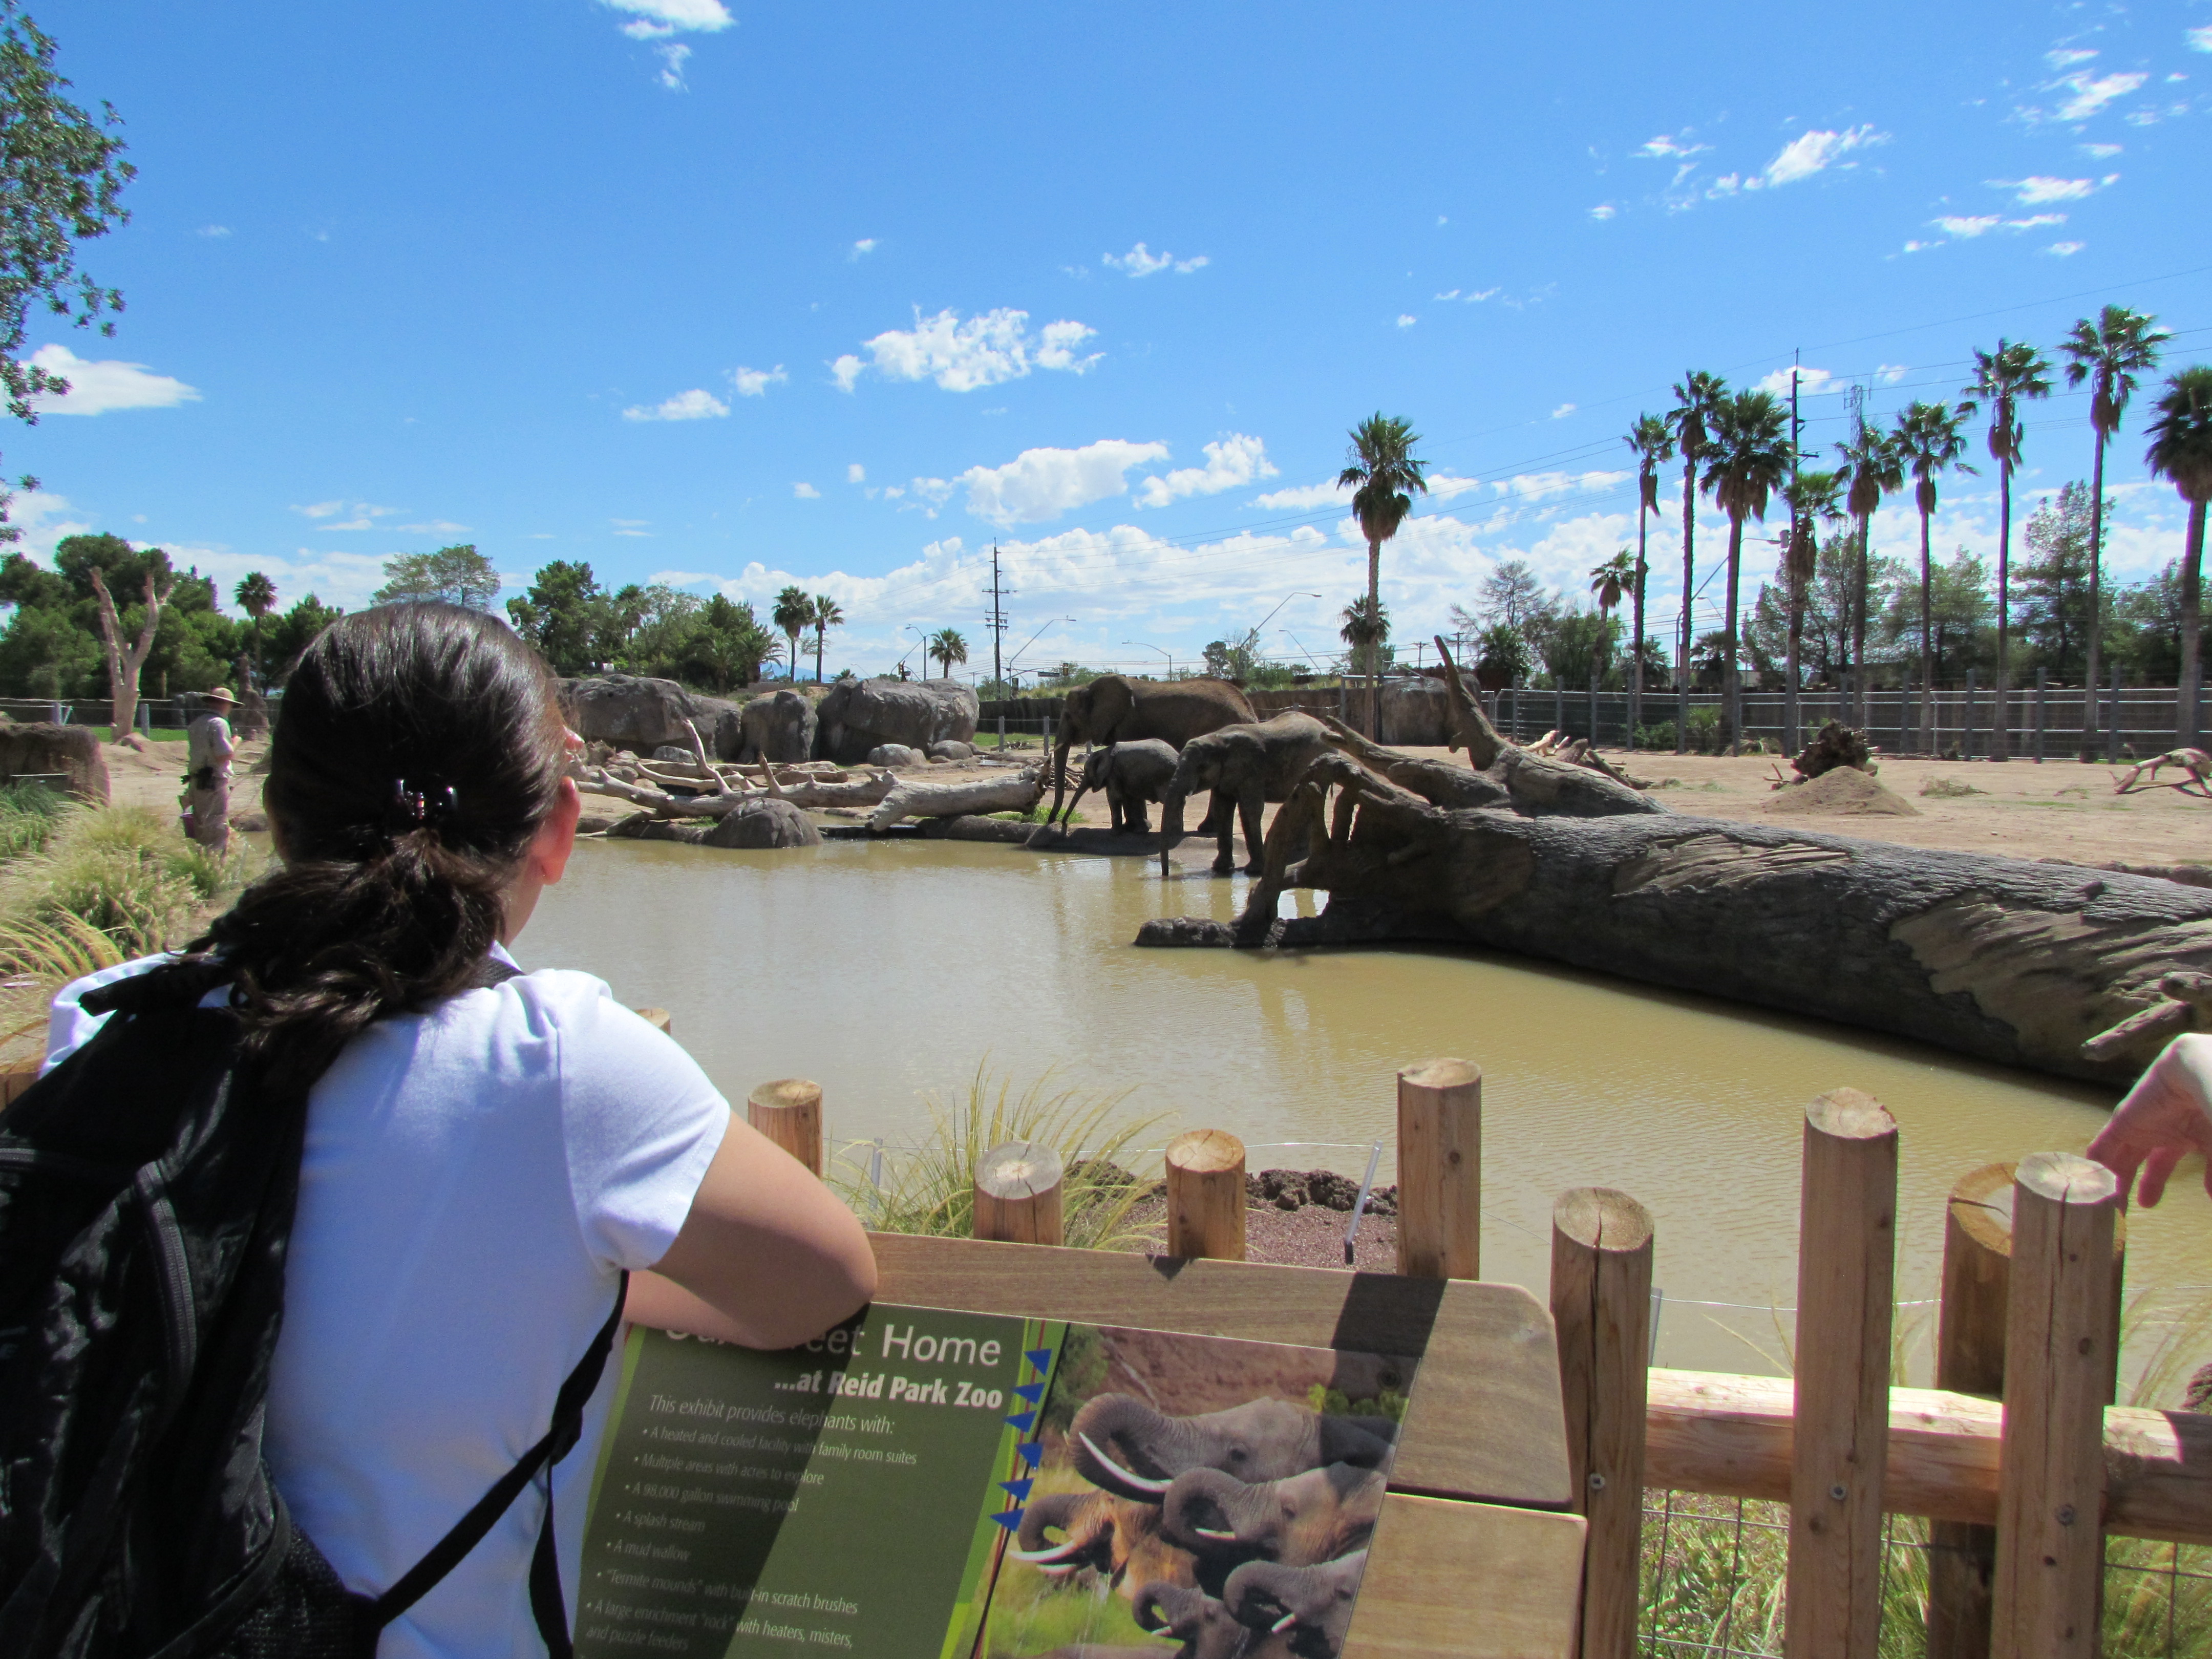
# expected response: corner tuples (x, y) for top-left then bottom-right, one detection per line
(983, 1324), (1413, 1659)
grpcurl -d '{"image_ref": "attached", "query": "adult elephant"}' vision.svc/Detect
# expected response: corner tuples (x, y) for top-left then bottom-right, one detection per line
(1160, 1464), (1384, 1568)
(1043, 676), (1256, 827)
(1224, 1552), (1368, 1659)
(1068, 1394), (1395, 1504)
(1010, 1488), (1196, 1603)
(1156, 713), (1333, 875)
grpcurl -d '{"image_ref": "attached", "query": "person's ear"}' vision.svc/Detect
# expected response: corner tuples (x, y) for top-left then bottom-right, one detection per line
(528, 778), (582, 887)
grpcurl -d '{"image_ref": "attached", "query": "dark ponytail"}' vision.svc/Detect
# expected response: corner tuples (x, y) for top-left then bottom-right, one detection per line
(159, 603), (568, 1097)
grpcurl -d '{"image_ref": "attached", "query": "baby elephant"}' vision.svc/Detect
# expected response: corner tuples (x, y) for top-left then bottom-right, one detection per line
(1064, 738), (1180, 834)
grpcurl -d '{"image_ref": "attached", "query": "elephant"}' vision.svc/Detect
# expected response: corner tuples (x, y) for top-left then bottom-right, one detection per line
(1009, 1488), (1196, 1603)
(1044, 675), (1257, 827)
(1160, 1464), (1384, 1568)
(1067, 1394), (1396, 1506)
(1135, 1583), (1297, 1659)
(1057, 738), (1179, 834)
(1223, 1552), (1368, 1659)
(1157, 713), (1334, 875)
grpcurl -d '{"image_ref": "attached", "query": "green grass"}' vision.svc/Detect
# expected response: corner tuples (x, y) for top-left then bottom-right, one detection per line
(90, 726), (188, 743)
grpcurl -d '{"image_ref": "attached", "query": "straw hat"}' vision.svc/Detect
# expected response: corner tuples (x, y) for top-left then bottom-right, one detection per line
(203, 687), (238, 707)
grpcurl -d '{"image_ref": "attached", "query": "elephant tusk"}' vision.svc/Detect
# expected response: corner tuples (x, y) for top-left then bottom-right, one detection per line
(1271, 1613), (1298, 1633)
(1194, 1527), (1239, 1541)
(1078, 1433), (1173, 1496)
(1007, 1540), (1088, 1564)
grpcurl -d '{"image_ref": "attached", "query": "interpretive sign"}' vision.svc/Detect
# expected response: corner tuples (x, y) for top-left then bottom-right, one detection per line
(574, 1304), (1416, 1659)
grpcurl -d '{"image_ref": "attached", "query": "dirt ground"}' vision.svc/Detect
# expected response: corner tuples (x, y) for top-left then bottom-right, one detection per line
(98, 735), (271, 821)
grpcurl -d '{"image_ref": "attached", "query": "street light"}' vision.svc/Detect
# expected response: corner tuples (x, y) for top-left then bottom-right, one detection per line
(1280, 629), (1324, 670)
(1007, 616), (1076, 691)
(1122, 640), (1172, 680)
(1254, 592), (1323, 639)
(896, 622), (928, 678)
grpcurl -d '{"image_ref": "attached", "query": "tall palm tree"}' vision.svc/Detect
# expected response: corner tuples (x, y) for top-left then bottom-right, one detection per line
(1779, 467), (1844, 747)
(1834, 422), (1904, 727)
(771, 586), (812, 683)
(2061, 304), (2171, 757)
(927, 627), (968, 680)
(1336, 413), (1428, 738)
(2145, 365), (2212, 748)
(810, 592), (845, 682)
(1892, 400), (1977, 748)
(233, 571), (277, 620)
(1623, 413), (1674, 742)
(1339, 594), (1389, 686)
(1589, 549), (1634, 619)
(1965, 339), (2053, 760)
(1666, 372), (1727, 753)
(1701, 390), (1793, 751)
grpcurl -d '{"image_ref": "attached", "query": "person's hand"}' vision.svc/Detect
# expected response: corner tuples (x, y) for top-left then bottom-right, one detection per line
(2088, 1033), (2212, 1207)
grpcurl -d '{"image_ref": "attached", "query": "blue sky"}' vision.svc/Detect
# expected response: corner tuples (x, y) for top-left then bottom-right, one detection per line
(11, 0), (2210, 680)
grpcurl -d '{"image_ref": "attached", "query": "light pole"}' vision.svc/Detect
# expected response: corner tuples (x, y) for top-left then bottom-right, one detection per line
(1122, 640), (1172, 680)
(897, 623), (927, 679)
(1255, 592), (1323, 639)
(1007, 617), (1076, 692)
(1281, 629), (1325, 670)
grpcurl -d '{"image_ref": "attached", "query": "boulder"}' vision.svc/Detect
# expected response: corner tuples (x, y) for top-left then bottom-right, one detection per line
(926, 739), (975, 762)
(559, 675), (702, 751)
(0, 722), (110, 804)
(867, 743), (927, 769)
(651, 745), (694, 763)
(815, 677), (979, 765)
(701, 797), (821, 849)
(606, 814), (709, 844)
(737, 689), (818, 764)
(1377, 678), (1452, 747)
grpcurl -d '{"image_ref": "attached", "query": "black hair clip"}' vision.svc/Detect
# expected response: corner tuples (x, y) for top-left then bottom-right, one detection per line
(390, 778), (459, 831)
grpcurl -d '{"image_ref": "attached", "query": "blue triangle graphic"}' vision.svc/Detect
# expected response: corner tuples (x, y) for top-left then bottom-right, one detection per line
(1013, 1382), (1045, 1405)
(1004, 1410), (1036, 1434)
(990, 1509), (1023, 1534)
(1025, 1348), (1053, 1371)
(1017, 1440), (1044, 1469)
(998, 1478), (1033, 1502)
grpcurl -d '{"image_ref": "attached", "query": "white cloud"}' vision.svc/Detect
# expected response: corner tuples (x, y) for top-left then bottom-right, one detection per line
(1494, 470), (1629, 502)
(1934, 214), (2002, 238)
(2053, 70), (2146, 120)
(950, 438), (1169, 529)
(793, 482), (820, 499)
(2046, 240), (2087, 256)
(2191, 25), (2212, 52)
(2008, 213), (2068, 229)
(291, 500), (399, 532)
(23, 344), (199, 416)
(1396, 314), (1417, 329)
(1995, 174), (2100, 203)
(295, 500), (345, 519)
(611, 518), (652, 537)
(1250, 480), (1350, 512)
(1758, 125), (1887, 187)
(1549, 402), (1577, 420)
(1588, 203), (1617, 220)
(1757, 366), (1840, 396)
(2081, 142), (2124, 157)
(622, 387), (729, 421)
(1135, 435), (1277, 508)
(2047, 48), (2099, 69)
(397, 520), (470, 535)
(850, 238), (876, 259)
(601, 0), (732, 35)
(1101, 242), (1208, 277)
(197, 225), (230, 239)
(1637, 134), (1710, 159)
(833, 307), (1101, 393)
(729, 364), (786, 397)
(653, 44), (691, 88)
(847, 463), (866, 484)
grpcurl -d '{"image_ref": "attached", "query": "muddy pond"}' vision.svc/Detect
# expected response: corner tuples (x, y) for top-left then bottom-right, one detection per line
(525, 835), (2212, 1389)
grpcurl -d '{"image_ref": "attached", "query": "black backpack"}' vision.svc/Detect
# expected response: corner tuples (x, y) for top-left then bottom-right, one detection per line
(0, 962), (625, 1659)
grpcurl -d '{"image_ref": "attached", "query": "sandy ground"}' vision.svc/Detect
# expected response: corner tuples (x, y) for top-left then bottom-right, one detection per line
(99, 735), (271, 821)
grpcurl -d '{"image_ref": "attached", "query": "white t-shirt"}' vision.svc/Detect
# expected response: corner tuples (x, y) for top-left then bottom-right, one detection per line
(45, 945), (730, 1659)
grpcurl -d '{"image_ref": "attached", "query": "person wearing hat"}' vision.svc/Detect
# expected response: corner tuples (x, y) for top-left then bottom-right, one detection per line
(181, 685), (239, 852)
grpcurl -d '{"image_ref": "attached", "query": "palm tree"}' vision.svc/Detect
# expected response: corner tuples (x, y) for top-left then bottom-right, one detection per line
(810, 592), (845, 682)
(1892, 400), (1977, 749)
(1834, 422), (1904, 727)
(1622, 414), (1674, 745)
(2061, 304), (2172, 757)
(1336, 414), (1429, 738)
(1666, 372), (1727, 753)
(1965, 339), (2054, 760)
(927, 627), (968, 680)
(1339, 595), (1389, 685)
(771, 585), (812, 683)
(1779, 467), (1844, 748)
(1701, 390), (1793, 751)
(2145, 365), (2212, 748)
(1590, 549), (1634, 618)
(234, 571), (276, 620)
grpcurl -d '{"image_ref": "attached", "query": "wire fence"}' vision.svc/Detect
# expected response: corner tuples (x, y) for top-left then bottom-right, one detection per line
(1640, 1490), (2212, 1657)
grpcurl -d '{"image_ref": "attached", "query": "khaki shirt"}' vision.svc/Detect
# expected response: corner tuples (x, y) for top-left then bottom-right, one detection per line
(187, 714), (235, 782)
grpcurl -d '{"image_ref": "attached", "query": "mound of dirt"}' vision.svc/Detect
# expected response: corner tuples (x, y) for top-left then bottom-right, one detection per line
(1762, 765), (1921, 817)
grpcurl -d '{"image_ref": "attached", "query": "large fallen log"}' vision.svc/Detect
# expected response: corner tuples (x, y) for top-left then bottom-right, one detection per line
(579, 768), (897, 817)
(866, 768), (1044, 831)
(1645, 1369), (2212, 1543)
(1138, 749), (2212, 1086)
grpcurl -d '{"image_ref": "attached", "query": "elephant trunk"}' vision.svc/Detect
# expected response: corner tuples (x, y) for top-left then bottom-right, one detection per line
(1157, 786), (1188, 874)
(1160, 1467), (1265, 1555)
(1224, 1552), (1368, 1642)
(1069, 1393), (1198, 1502)
(1045, 718), (1076, 822)
(1317, 1415), (1396, 1470)
(1010, 1491), (1098, 1565)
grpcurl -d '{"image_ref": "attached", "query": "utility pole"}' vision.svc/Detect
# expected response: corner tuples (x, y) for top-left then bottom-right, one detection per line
(1787, 351), (1803, 756)
(985, 542), (1011, 693)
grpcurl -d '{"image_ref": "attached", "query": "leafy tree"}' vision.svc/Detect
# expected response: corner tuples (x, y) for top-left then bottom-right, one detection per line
(1622, 412), (1672, 732)
(927, 627), (967, 679)
(1964, 338), (2053, 757)
(0, 2), (133, 545)
(1777, 468), (1843, 709)
(1833, 421), (1904, 720)
(1877, 548), (1991, 683)
(810, 592), (844, 682)
(2144, 365), (2212, 745)
(1666, 371), (1726, 741)
(1338, 593), (1390, 680)
(506, 560), (604, 675)
(256, 593), (344, 684)
(1701, 389), (1791, 747)
(1474, 620), (1530, 687)
(1453, 557), (1557, 652)
(1541, 607), (1620, 691)
(1336, 413), (1427, 735)
(2108, 561), (2183, 688)
(1893, 399), (1976, 735)
(682, 594), (780, 691)
(2016, 483), (2105, 683)
(2061, 304), (2170, 753)
(772, 586), (812, 683)
(373, 543), (500, 609)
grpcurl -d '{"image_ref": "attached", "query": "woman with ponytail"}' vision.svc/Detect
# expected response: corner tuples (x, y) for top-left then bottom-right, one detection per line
(40, 603), (877, 1657)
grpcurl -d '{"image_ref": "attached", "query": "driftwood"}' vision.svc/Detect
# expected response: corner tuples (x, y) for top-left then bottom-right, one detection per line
(1136, 745), (2212, 1087)
(579, 724), (898, 818)
(866, 767), (1044, 832)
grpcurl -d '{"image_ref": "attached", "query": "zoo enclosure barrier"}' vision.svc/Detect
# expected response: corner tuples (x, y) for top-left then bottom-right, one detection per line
(0, 693), (273, 733)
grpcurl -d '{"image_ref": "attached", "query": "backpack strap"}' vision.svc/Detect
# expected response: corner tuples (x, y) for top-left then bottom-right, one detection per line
(367, 1273), (627, 1653)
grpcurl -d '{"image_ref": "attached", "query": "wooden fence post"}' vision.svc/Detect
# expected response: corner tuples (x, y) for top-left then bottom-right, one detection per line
(1785, 1088), (1899, 1659)
(1165, 1129), (1246, 1261)
(973, 1140), (1065, 1246)
(748, 1078), (824, 1178)
(1549, 1188), (1654, 1659)
(1396, 1058), (1481, 1280)
(1991, 1154), (2121, 1659)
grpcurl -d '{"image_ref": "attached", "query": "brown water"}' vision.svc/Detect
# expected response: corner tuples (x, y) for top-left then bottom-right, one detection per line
(524, 836), (2212, 1386)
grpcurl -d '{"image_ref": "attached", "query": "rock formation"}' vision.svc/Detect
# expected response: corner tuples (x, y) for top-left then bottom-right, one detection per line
(737, 689), (817, 764)
(0, 722), (110, 803)
(814, 678), (979, 765)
